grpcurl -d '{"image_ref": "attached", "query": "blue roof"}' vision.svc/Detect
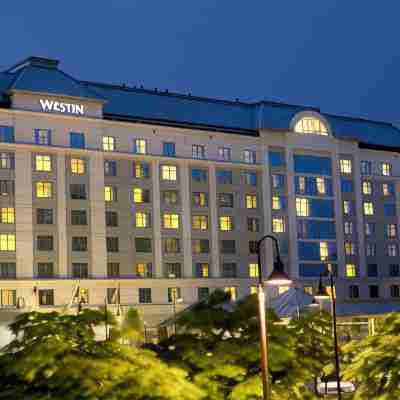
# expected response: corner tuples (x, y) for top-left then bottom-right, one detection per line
(0, 56), (400, 149)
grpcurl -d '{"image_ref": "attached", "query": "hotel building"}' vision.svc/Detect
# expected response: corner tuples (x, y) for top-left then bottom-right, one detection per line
(0, 56), (399, 327)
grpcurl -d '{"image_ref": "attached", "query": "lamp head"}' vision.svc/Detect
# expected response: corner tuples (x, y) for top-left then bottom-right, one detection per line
(266, 256), (292, 286)
(314, 276), (330, 299)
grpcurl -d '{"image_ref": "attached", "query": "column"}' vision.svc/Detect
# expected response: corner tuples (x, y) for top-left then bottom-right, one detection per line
(209, 165), (221, 277)
(15, 149), (33, 278)
(89, 153), (107, 277)
(57, 154), (68, 277)
(180, 161), (193, 277)
(151, 160), (163, 278)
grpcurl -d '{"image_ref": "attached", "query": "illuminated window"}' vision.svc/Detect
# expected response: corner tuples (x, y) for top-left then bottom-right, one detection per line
(1, 208), (14, 224)
(0, 234), (15, 251)
(345, 241), (355, 256)
(134, 162), (150, 179)
(320, 242), (329, 261)
(340, 159), (352, 175)
(387, 224), (397, 238)
(136, 263), (152, 278)
(192, 215), (208, 231)
(362, 181), (372, 195)
(246, 195), (257, 209)
(218, 147), (231, 161)
(296, 198), (309, 217)
(133, 188), (149, 203)
(303, 286), (313, 295)
(192, 239), (209, 254)
(195, 263), (209, 278)
(272, 196), (281, 210)
(0, 153), (13, 169)
(136, 212), (150, 228)
(71, 158), (85, 175)
(1, 289), (16, 306)
(78, 288), (89, 304)
(192, 144), (205, 160)
(163, 213), (179, 229)
(346, 263), (357, 278)
(294, 117), (328, 135)
(224, 287), (237, 301)
(298, 176), (305, 193)
(161, 165), (177, 181)
(383, 183), (393, 196)
(248, 263), (259, 278)
(388, 244), (398, 257)
(382, 162), (392, 176)
(103, 136), (115, 152)
(133, 139), (147, 154)
(316, 177), (326, 194)
(343, 200), (351, 215)
(36, 182), (52, 198)
(250, 286), (257, 295)
(192, 192), (208, 207)
(363, 202), (374, 216)
(219, 216), (233, 231)
(344, 222), (353, 235)
(243, 150), (256, 164)
(35, 155), (52, 172)
(272, 218), (285, 233)
(104, 186), (117, 202)
(278, 286), (290, 295)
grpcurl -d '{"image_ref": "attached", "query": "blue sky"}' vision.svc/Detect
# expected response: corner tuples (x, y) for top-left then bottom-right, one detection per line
(1, 1), (400, 124)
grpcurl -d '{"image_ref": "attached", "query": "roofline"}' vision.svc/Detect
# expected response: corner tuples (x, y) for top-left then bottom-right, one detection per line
(359, 142), (400, 153)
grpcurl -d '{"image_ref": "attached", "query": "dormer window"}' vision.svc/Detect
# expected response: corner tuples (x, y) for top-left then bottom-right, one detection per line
(294, 117), (328, 135)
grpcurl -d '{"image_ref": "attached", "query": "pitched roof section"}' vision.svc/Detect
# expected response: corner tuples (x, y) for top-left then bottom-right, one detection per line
(0, 56), (399, 149)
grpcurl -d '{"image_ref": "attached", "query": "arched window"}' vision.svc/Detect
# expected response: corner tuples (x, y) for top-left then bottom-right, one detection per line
(294, 117), (328, 135)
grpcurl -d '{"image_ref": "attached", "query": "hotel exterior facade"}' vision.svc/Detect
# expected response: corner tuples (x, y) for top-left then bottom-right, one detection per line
(0, 56), (399, 326)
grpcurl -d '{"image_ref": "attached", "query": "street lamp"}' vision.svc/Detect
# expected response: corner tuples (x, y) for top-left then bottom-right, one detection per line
(314, 269), (342, 400)
(257, 234), (292, 400)
(170, 287), (183, 336)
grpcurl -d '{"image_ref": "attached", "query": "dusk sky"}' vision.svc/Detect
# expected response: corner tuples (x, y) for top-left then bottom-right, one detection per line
(2, 1), (399, 125)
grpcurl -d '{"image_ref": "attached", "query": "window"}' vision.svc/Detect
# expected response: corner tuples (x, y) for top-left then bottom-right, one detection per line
(247, 217), (259, 232)
(388, 244), (398, 257)
(168, 287), (182, 302)
(0, 153), (14, 169)
(166, 263), (182, 278)
(195, 263), (209, 278)
(360, 160), (371, 175)
(72, 237), (87, 252)
(384, 204), (396, 217)
(0, 289), (16, 307)
(249, 240), (258, 254)
(365, 222), (375, 236)
(36, 182), (52, 198)
(343, 200), (351, 215)
(366, 243), (376, 257)
(191, 168), (207, 183)
(107, 288), (118, 304)
(39, 289), (54, 306)
(35, 155), (52, 172)
(243, 150), (256, 164)
(221, 240), (236, 254)
(133, 162), (150, 179)
(340, 159), (352, 175)
(192, 192), (208, 207)
(139, 288), (152, 304)
(341, 179), (353, 193)
(36, 208), (53, 225)
(107, 262), (120, 277)
(381, 162), (392, 176)
(346, 263), (357, 277)
(35, 129), (51, 145)
(72, 263), (88, 278)
(163, 190), (179, 205)
(0, 126), (14, 143)
(135, 212), (151, 228)
(246, 195), (257, 209)
(37, 263), (53, 278)
(383, 183), (394, 196)
(0, 263), (16, 278)
(136, 263), (153, 278)
(71, 158), (85, 175)
(106, 237), (119, 252)
(269, 151), (285, 167)
(344, 241), (355, 256)
(0, 180), (14, 196)
(294, 117), (328, 135)
(192, 215), (208, 231)
(133, 139), (147, 154)
(362, 181), (372, 195)
(316, 177), (326, 194)
(161, 165), (177, 181)
(363, 202), (374, 216)
(296, 198), (309, 217)
(219, 193), (234, 208)
(164, 238), (180, 254)
(222, 263), (237, 278)
(369, 285), (379, 299)
(219, 216), (233, 231)
(224, 287), (237, 301)
(0, 234), (15, 251)
(367, 264), (378, 278)
(0, 207), (14, 224)
(132, 188), (150, 203)
(320, 242), (329, 261)
(198, 287), (210, 301)
(70, 184), (86, 200)
(244, 171), (257, 186)
(272, 218), (285, 233)
(105, 211), (118, 227)
(386, 224), (397, 239)
(344, 222), (353, 235)
(104, 186), (117, 202)
(192, 239), (209, 254)
(349, 285), (359, 299)
(391, 286), (400, 298)
(249, 263), (259, 278)
(103, 136), (115, 152)
(163, 142), (176, 157)
(70, 132), (85, 149)
(104, 160), (117, 176)
(272, 196), (281, 210)
(390, 264), (400, 277)
(135, 238), (152, 253)
(218, 147), (231, 161)
(71, 210), (87, 225)
(163, 213), (179, 229)
(192, 144), (205, 160)
(216, 170), (233, 184)
(37, 236), (53, 251)
(272, 174), (284, 189)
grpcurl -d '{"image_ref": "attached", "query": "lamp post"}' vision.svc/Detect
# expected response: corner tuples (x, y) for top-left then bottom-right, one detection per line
(314, 269), (342, 400)
(256, 235), (292, 400)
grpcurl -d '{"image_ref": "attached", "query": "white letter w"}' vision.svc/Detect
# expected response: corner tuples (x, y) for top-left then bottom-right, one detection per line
(39, 99), (53, 112)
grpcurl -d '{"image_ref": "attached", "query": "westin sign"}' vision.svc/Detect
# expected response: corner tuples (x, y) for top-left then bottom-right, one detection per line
(40, 99), (84, 115)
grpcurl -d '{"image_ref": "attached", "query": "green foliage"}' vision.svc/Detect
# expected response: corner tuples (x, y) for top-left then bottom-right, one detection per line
(0, 310), (204, 400)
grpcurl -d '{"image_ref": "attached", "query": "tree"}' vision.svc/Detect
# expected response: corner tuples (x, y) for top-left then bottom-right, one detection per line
(342, 312), (400, 399)
(0, 310), (204, 400)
